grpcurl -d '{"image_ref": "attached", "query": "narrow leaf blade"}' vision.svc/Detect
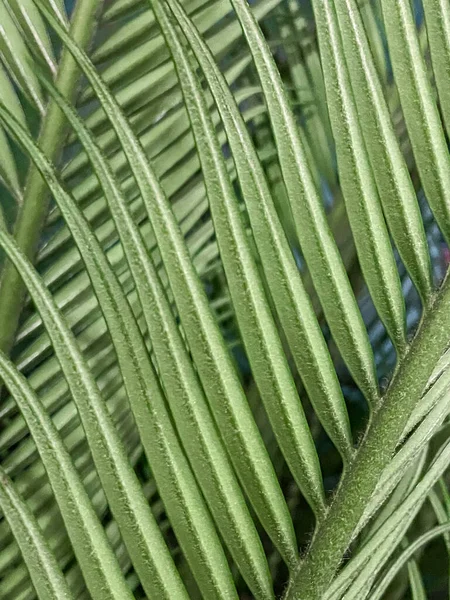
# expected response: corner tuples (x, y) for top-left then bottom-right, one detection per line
(0, 467), (74, 600)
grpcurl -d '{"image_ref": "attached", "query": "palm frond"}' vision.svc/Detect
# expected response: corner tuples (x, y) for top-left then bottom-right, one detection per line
(1, 0), (450, 598)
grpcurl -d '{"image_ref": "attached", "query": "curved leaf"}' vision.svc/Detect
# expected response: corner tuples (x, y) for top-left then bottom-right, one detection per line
(334, 0), (432, 303)
(0, 63), (27, 198)
(153, 0), (325, 517)
(312, 0), (406, 352)
(0, 1), (44, 112)
(32, 3), (309, 589)
(407, 557), (427, 600)
(329, 437), (450, 599)
(7, 0), (57, 74)
(0, 102), (239, 600)
(422, 0), (450, 138)
(40, 71), (281, 597)
(0, 467), (74, 600)
(165, 0), (353, 466)
(0, 339), (134, 600)
(0, 0), (101, 360)
(380, 0), (450, 244)
(228, 0), (379, 406)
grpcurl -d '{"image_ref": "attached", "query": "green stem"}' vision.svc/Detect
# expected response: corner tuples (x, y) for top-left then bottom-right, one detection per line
(284, 274), (450, 600)
(0, 0), (101, 354)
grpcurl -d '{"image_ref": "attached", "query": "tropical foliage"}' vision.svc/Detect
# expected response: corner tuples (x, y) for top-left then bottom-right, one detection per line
(0, 0), (450, 598)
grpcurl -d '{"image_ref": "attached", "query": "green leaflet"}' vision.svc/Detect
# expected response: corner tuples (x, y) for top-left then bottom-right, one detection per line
(282, 1), (336, 187)
(286, 0), (334, 148)
(0, 417), (141, 559)
(312, 0), (406, 352)
(0, 1), (44, 112)
(7, 0), (57, 74)
(0, 340), (133, 600)
(2, 360), (134, 477)
(0, 103), (238, 600)
(358, 0), (387, 85)
(404, 348), (450, 435)
(380, 0), (450, 245)
(422, 0), (450, 138)
(0, 467), (74, 600)
(0, 62), (28, 129)
(53, 76), (254, 248)
(69, 57), (252, 178)
(0, 0), (101, 359)
(407, 557), (427, 600)
(0, 185), (221, 431)
(165, 0), (353, 465)
(370, 523), (450, 600)
(0, 126), (20, 201)
(1, 444), (144, 596)
(31, 3), (305, 590)
(228, 0), (379, 407)
(334, 0), (432, 303)
(0, 199), (190, 600)
(40, 74), (281, 598)
(153, 0), (325, 517)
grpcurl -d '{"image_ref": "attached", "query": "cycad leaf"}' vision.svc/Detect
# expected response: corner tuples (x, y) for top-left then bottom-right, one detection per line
(0, 103), (239, 600)
(165, 0), (353, 466)
(7, 0), (57, 74)
(321, 357), (450, 599)
(102, 0), (141, 21)
(365, 451), (427, 543)
(227, 0), (379, 406)
(312, 0), (406, 352)
(0, 1), (44, 113)
(380, 0), (450, 245)
(0, 0), (101, 359)
(0, 62), (28, 128)
(39, 72), (280, 598)
(370, 523), (450, 600)
(422, 0), (450, 137)
(358, 0), (388, 84)
(32, 3), (304, 590)
(334, 0), (432, 303)
(0, 467), (74, 600)
(0, 342), (134, 600)
(153, 0), (325, 518)
(0, 182), (192, 600)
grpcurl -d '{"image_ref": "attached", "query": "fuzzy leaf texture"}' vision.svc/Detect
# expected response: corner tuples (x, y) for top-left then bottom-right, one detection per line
(0, 0), (449, 599)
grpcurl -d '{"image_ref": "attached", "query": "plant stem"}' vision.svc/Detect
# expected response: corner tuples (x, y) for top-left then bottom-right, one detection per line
(0, 0), (101, 355)
(284, 274), (450, 600)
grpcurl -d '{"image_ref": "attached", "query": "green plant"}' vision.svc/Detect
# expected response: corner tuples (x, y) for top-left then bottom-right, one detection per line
(0, 0), (450, 598)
